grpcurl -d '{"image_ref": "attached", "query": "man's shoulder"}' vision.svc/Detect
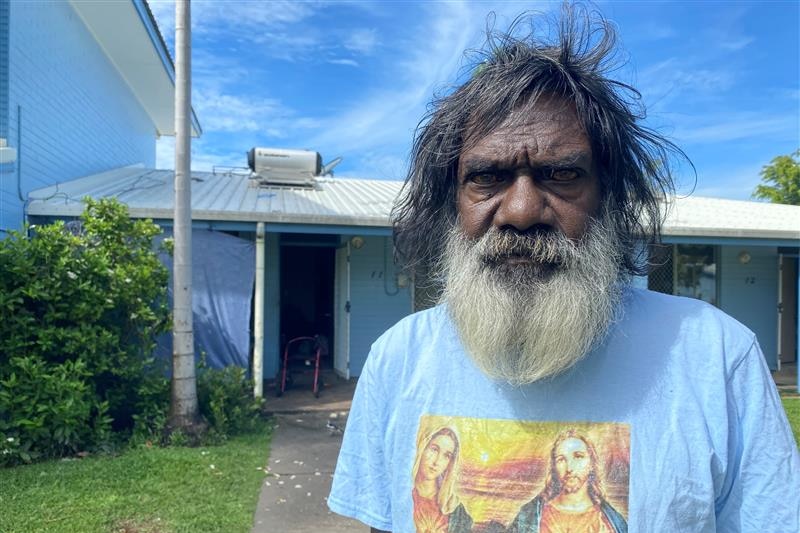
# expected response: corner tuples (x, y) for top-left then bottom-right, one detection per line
(371, 304), (453, 351)
(361, 304), (458, 376)
(621, 287), (759, 374)
(625, 286), (755, 337)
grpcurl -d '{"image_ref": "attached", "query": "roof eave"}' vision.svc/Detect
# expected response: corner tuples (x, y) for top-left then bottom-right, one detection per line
(69, 0), (201, 137)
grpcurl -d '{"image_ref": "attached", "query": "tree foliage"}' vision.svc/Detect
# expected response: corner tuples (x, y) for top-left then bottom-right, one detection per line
(0, 198), (265, 465)
(752, 150), (800, 205)
(0, 198), (170, 464)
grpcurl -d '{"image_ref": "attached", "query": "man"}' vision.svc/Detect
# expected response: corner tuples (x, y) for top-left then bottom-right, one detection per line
(507, 429), (626, 533)
(328, 7), (799, 533)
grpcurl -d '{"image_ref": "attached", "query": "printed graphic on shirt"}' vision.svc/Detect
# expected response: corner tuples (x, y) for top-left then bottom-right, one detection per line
(412, 416), (630, 533)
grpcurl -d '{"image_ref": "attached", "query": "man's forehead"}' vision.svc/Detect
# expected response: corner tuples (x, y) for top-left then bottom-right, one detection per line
(462, 95), (586, 149)
(507, 98), (580, 124)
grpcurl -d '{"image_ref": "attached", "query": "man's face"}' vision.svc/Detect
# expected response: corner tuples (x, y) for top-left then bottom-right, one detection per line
(554, 437), (592, 494)
(441, 95), (622, 385)
(456, 95), (601, 249)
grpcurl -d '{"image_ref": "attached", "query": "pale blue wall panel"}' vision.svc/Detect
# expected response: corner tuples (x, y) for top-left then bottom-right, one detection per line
(0, 0), (8, 139)
(0, 0), (11, 233)
(719, 246), (779, 369)
(2, 1), (154, 231)
(348, 236), (412, 376)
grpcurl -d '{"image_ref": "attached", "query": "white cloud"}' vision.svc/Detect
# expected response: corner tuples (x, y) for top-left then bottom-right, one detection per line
(638, 58), (735, 109)
(719, 35), (754, 51)
(344, 29), (379, 55)
(328, 58), (360, 67)
(156, 136), (174, 169)
(194, 90), (281, 133)
(691, 162), (764, 200)
(307, 1), (480, 152)
(194, 0), (315, 31)
(148, 0), (319, 59)
(337, 151), (408, 181)
(187, 144), (246, 172)
(156, 136), (251, 172)
(149, 0), (561, 177)
(627, 22), (676, 42)
(673, 114), (797, 144)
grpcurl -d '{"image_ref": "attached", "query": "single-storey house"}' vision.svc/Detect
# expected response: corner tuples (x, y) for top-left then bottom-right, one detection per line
(9, 0), (796, 388)
(0, 0), (200, 233)
(25, 165), (800, 385)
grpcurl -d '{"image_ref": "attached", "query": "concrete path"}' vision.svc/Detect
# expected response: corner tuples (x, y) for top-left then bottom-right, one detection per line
(251, 410), (368, 533)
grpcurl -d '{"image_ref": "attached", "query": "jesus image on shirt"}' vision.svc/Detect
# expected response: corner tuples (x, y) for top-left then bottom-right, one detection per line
(507, 429), (627, 533)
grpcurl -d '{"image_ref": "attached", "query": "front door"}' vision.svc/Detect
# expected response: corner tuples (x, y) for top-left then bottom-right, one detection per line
(779, 255), (798, 367)
(334, 242), (350, 379)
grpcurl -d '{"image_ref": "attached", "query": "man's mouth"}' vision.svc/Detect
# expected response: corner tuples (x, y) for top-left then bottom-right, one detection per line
(502, 254), (534, 265)
(483, 253), (560, 270)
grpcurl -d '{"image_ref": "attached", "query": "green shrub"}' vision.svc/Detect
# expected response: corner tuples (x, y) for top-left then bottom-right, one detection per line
(0, 198), (264, 461)
(129, 370), (171, 447)
(0, 198), (170, 464)
(0, 356), (109, 466)
(197, 362), (264, 441)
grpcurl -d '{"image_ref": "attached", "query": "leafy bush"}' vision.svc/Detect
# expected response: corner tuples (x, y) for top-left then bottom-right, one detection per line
(0, 198), (265, 463)
(0, 356), (109, 466)
(197, 362), (264, 441)
(0, 198), (170, 464)
(129, 371), (171, 448)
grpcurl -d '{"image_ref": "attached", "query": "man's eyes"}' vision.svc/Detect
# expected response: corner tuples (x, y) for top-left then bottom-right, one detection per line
(548, 168), (581, 182)
(467, 173), (504, 186)
(464, 167), (582, 186)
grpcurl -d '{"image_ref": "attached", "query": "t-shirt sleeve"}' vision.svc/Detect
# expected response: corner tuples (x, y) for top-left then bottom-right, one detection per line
(328, 345), (394, 531)
(715, 339), (800, 531)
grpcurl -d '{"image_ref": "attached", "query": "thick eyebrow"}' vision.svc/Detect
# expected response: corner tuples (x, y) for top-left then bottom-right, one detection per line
(459, 157), (501, 176)
(539, 151), (593, 168)
(459, 151), (593, 176)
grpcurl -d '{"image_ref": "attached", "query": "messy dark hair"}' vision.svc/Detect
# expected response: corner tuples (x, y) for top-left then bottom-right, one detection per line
(392, 5), (688, 277)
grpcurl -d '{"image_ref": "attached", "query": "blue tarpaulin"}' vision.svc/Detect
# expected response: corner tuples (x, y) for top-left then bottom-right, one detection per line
(156, 229), (255, 369)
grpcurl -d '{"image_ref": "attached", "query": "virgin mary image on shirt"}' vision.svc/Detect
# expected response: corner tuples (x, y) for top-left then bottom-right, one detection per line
(412, 426), (474, 532)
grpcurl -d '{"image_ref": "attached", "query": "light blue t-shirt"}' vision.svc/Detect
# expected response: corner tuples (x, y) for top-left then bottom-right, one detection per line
(329, 288), (800, 532)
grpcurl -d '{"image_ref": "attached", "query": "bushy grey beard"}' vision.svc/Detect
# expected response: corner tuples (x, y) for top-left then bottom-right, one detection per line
(440, 211), (625, 385)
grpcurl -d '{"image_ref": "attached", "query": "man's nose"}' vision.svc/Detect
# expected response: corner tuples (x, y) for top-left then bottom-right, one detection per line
(493, 175), (548, 232)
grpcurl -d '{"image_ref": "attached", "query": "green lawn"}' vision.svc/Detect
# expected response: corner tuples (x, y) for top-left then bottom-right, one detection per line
(0, 422), (272, 533)
(783, 397), (800, 445)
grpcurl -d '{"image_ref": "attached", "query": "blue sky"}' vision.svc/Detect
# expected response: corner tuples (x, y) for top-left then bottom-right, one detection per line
(148, 1), (799, 200)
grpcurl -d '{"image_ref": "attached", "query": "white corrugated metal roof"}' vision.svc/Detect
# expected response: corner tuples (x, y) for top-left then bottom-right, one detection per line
(26, 166), (800, 241)
(27, 166), (402, 227)
(662, 195), (800, 240)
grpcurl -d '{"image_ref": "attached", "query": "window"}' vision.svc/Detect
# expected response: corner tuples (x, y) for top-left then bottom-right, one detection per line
(648, 244), (717, 306)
